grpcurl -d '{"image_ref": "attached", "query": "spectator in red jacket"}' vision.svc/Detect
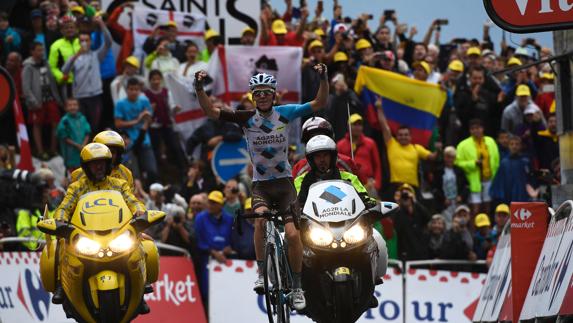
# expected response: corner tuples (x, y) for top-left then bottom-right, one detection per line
(535, 73), (555, 118)
(337, 114), (382, 193)
(259, 4), (306, 47)
(107, 2), (134, 74)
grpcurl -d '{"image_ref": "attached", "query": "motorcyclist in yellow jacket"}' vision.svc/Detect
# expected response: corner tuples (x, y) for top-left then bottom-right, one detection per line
(70, 130), (134, 191)
(294, 135), (371, 206)
(52, 143), (145, 306)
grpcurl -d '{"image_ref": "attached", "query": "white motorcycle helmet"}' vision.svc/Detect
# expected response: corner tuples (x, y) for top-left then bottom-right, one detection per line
(305, 135), (337, 175)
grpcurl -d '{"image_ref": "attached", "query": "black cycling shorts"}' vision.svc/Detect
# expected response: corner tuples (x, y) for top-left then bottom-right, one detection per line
(252, 177), (299, 224)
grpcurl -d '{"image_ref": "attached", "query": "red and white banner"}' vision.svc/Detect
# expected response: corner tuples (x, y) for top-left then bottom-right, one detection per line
(165, 74), (207, 142)
(473, 222), (513, 322)
(210, 259), (484, 322)
(132, 7), (206, 59)
(14, 95), (34, 171)
(520, 201), (573, 320)
(0, 253), (205, 323)
(207, 46), (303, 104)
(509, 202), (549, 321)
(138, 256), (206, 323)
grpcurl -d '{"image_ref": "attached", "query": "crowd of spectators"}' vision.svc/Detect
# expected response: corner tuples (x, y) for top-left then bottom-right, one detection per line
(0, 0), (562, 299)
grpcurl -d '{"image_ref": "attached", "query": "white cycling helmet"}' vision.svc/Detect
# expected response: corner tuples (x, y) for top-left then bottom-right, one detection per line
(249, 73), (277, 91)
(306, 135), (337, 174)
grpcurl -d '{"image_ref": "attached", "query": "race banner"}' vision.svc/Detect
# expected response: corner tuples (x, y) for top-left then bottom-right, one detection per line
(509, 202), (549, 321)
(139, 256), (207, 323)
(0, 252), (205, 323)
(165, 74), (207, 142)
(207, 45), (303, 104)
(473, 221), (512, 322)
(520, 201), (573, 320)
(405, 268), (486, 323)
(0, 252), (71, 322)
(102, 0), (259, 46)
(132, 7), (206, 59)
(209, 259), (484, 322)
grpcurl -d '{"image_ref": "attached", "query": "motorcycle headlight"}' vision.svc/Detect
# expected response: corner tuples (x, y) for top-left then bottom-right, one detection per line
(109, 231), (134, 253)
(76, 236), (101, 256)
(343, 224), (366, 244)
(309, 226), (334, 247)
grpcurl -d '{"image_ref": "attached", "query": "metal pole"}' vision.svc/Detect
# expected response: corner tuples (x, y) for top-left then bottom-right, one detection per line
(347, 101), (355, 160)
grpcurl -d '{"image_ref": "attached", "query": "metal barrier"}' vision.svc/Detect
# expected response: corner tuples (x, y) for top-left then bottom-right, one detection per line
(0, 237), (190, 258)
(405, 259), (488, 271)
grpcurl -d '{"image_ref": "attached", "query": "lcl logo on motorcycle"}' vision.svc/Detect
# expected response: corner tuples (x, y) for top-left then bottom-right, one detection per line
(84, 198), (120, 209)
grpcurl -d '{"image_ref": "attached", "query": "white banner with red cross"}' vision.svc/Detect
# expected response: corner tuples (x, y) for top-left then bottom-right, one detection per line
(165, 74), (207, 143)
(132, 7), (206, 60)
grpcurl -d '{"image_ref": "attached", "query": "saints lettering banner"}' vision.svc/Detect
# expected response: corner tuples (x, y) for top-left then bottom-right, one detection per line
(165, 74), (207, 143)
(207, 45), (303, 103)
(132, 7), (206, 59)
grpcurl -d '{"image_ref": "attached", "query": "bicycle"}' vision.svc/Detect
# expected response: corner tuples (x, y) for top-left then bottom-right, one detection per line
(236, 208), (293, 323)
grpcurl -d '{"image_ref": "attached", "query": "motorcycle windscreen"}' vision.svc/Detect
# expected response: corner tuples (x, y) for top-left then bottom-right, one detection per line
(71, 190), (132, 231)
(303, 180), (366, 223)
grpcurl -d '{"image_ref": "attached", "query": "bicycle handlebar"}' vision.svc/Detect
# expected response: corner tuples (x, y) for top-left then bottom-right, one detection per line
(235, 209), (291, 235)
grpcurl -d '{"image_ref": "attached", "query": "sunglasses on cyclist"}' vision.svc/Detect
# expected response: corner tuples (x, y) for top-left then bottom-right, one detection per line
(252, 89), (275, 98)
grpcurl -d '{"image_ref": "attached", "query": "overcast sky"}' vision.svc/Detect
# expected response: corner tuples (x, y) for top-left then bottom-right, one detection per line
(269, 0), (554, 49)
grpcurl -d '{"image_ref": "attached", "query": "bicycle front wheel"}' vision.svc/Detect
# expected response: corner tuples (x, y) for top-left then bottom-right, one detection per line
(263, 243), (289, 323)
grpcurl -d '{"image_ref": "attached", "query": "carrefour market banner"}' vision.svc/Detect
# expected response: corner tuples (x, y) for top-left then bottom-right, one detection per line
(209, 259), (484, 322)
(0, 253), (205, 323)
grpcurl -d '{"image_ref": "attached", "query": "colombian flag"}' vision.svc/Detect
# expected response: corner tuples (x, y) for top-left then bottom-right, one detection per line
(354, 66), (447, 146)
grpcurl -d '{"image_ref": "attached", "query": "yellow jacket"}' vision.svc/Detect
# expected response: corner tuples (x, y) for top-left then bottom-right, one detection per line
(55, 176), (144, 222)
(71, 164), (134, 191)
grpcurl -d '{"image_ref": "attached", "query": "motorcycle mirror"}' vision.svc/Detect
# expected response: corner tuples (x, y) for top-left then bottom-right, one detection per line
(131, 210), (166, 232)
(37, 219), (73, 238)
(369, 202), (399, 220)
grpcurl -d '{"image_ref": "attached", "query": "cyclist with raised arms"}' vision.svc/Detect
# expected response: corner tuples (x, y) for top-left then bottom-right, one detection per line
(194, 63), (328, 310)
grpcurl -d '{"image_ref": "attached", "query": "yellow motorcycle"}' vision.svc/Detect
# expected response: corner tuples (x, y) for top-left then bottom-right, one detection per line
(37, 190), (165, 323)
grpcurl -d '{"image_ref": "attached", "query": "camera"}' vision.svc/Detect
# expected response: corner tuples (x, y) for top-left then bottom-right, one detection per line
(173, 214), (182, 224)
(0, 170), (46, 210)
(383, 10), (395, 20)
(231, 187), (239, 194)
(436, 19), (449, 26)
(400, 191), (410, 200)
(367, 14), (374, 20)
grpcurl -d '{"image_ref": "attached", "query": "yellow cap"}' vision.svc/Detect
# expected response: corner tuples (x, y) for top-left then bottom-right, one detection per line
(516, 84), (531, 97)
(467, 47), (481, 56)
(507, 57), (522, 66)
(271, 19), (288, 35)
(242, 27), (256, 36)
(349, 113), (363, 124)
(355, 39), (372, 51)
(208, 191), (225, 204)
(474, 213), (491, 228)
(413, 61), (431, 75)
(314, 28), (325, 37)
(205, 29), (220, 41)
(71, 6), (85, 15)
(550, 100), (556, 114)
(541, 73), (555, 80)
(166, 20), (177, 28)
(398, 183), (415, 194)
(495, 204), (510, 214)
(334, 51), (349, 63)
(308, 39), (323, 50)
(93, 130), (126, 151)
(124, 56), (140, 69)
(244, 197), (252, 210)
(448, 59), (464, 73)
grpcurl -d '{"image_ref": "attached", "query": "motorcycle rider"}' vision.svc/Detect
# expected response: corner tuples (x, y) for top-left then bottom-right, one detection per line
(292, 117), (366, 184)
(194, 63), (329, 311)
(294, 135), (388, 307)
(52, 143), (149, 312)
(71, 130), (134, 190)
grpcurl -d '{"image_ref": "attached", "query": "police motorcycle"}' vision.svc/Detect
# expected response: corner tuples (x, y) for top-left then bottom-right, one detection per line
(37, 191), (165, 323)
(300, 180), (398, 323)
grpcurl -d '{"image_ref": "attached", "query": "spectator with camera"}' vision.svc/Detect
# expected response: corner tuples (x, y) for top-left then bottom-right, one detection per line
(144, 37), (180, 76)
(473, 213), (494, 260)
(48, 15), (79, 99)
(159, 204), (192, 255)
(391, 183), (432, 260)
(223, 179), (243, 218)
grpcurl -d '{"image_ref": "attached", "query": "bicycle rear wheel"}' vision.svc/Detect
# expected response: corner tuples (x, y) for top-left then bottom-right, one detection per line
(263, 243), (289, 323)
